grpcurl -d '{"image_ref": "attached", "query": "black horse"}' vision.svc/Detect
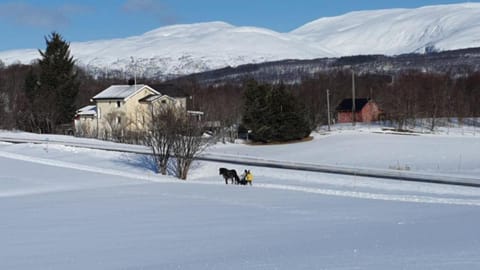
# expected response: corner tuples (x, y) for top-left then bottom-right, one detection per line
(219, 168), (240, 184)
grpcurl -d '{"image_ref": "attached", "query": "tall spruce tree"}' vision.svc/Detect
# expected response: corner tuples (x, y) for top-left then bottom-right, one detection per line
(36, 32), (79, 133)
(242, 80), (270, 140)
(267, 84), (312, 141)
(242, 81), (312, 143)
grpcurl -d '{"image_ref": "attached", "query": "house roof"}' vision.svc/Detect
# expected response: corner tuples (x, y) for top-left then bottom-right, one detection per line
(92, 84), (159, 101)
(336, 98), (371, 112)
(138, 94), (157, 103)
(76, 105), (97, 116)
(138, 94), (175, 103)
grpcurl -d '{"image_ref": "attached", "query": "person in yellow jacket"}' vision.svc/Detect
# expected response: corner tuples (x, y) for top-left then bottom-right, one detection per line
(245, 170), (253, 185)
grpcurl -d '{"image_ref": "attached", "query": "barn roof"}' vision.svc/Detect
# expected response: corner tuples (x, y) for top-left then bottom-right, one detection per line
(336, 98), (371, 112)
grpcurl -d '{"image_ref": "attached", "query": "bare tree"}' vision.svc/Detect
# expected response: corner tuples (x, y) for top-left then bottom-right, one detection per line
(103, 111), (131, 142)
(75, 120), (96, 138)
(0, 64), (31, 130)
(172, 115), (210, 180)
(146, 106), (177, 175)
(417, 73), (450, 132)
(385, 72), (421, 130)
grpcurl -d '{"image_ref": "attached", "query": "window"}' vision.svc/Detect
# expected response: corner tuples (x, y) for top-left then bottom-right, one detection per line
(117, 101), (121, 108)
(116, 116), (121, 124)
(161, 100), (167, 104)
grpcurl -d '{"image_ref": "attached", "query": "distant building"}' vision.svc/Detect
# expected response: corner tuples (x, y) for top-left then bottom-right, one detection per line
(336, 98), (381, 123)
(74, 105), (97, 137)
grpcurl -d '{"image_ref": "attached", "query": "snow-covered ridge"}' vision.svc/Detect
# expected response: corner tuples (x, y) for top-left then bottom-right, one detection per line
(1, 3), (480, 77)
(292, 3), (480, 56)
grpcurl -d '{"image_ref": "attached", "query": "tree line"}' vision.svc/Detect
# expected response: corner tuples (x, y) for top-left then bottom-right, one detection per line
(296, 69), (480, 131)
(184, 69), (480, 137)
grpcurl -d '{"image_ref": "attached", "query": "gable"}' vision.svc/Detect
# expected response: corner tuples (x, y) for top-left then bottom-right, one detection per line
(126, 86), (160, 102)
(362, 101), (378, 111)
(336, 98), (370, 112)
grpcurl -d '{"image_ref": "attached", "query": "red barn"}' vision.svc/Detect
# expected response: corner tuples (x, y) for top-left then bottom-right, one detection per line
(336, 98), (381, 123)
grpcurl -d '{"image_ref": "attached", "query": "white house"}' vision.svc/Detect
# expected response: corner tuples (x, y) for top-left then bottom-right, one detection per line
(75, 83), (187, 138)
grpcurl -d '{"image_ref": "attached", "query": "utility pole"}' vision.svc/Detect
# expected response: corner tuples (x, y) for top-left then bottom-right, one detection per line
(352, 70), (356, 126)
(326, 89), (331, 131)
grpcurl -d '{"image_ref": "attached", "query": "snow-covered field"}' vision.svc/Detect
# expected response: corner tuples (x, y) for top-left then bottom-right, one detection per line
(1, 127), (480, 269)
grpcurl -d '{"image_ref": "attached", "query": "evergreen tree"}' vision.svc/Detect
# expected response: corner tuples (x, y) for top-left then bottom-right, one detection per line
(266, 84), (311, 141)
(242, 81), (312, 143)
(36, 32), (79, 133)
(242, 80), (271, 140)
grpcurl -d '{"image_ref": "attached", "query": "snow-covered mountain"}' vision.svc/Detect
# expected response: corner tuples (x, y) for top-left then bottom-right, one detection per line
(1, 3), (480, 77)
(292, 3), (480, 56)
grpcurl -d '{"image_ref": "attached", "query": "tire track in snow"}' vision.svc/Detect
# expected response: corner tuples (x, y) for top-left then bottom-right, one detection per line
(1, 150), (480, 206)
(254, 183), (480, 206)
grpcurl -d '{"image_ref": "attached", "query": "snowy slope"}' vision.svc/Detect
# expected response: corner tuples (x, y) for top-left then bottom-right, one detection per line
(1, 3), (480, 76)
(1, 129), (480, 269)
(292, 3), (480, 56)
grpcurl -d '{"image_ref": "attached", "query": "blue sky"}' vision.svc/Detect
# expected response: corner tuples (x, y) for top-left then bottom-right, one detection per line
(0, 0), (477, 51)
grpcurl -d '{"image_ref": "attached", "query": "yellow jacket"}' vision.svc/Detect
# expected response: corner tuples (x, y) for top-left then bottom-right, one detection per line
(246, 172), (253, 182)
